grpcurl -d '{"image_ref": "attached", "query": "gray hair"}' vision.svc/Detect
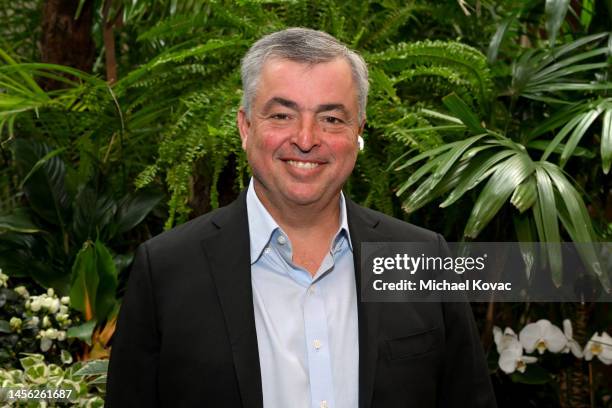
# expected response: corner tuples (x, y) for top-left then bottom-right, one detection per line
(240, 27), (369, 121)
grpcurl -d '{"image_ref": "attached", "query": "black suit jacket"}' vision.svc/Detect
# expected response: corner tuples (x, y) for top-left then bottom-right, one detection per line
(106, 191), (496, 407)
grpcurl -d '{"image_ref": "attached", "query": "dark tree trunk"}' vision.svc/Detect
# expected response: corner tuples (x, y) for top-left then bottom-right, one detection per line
(40, 0), (95, 89)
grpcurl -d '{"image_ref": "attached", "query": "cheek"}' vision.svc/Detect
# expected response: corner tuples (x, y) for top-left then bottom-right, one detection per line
(250, 129), (286, 151)
(329, 138), (359, 162)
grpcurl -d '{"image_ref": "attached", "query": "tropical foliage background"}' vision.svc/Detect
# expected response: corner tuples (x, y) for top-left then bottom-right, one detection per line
(0, 0), (611, 406)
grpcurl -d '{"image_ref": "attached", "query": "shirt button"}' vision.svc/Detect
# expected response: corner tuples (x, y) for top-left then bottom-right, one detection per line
(277, 235), (287, 245)
(264, 247), (271, 255)
(313, 339), (322, 350)
(308, 287), (315, 295)
(320, 401), (328, 408)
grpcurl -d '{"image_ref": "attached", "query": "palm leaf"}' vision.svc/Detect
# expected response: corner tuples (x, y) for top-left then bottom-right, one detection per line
(534, 166), (563, 286)
(439, 149), (515, 208)
(601, 108), (612, 173)
(464, 153), (534, 237)
(559, 107), (602, 166)
(545, 0), (571, 47)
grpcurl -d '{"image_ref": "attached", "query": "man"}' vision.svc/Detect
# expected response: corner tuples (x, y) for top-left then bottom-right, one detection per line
(106, 28), (496, 407)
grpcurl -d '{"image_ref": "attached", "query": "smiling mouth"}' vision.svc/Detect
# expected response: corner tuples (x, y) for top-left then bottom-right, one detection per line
(286, 160), (320, 169)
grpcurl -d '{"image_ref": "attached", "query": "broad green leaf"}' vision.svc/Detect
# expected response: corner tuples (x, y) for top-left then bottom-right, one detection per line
(401, 160), (471, 213)
(70, 240), (118, 321)
(70, 242), (99, 320)
(528, 82), (612, 93)
(89, 375), (109, 384)
(394, 141), (460, 171)
(542, 163), (608, 291)
(19, 354), (44, 370)
(73, 360), (108, 377)
(429, 134), (488, 187)
(19, 147), (67, 188)
(601, 109), (612, 173)
(545, 0), (571, 47)
(527, 140), (594, 158)
(513, 215), (537, 279)
(535, 62), (609, 84)
(112, 190), (164, 237)
(440, 150), (515, 208)
(0, 48), (43, 93)
(397, 125), (466, 134)
(12, 139), (70, 228)
(541, 112), (586, 161)
(71, 188), (118, 244)
(0, 208), (40, 233)
(580, 0), (594, 29)
(61, 349), (73, 365)
(487, 15), (516, 64)
(442, 93), (486, 134)
(93, 240), (119, 322)
(396, 154), (448, 196)
(420, 108), (464, 124)
(66, 320), (97, 346)
(534, 166), (562, 286)
(559, 107), (602, 166)
(540, 32), (609, 63)
(510, 176), (537, 213)
(464, 153), (534, 237)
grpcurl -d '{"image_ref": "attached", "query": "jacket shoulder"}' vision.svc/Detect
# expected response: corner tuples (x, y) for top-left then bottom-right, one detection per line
(350, 202), (442, 243)
(143, 195), (244, 256)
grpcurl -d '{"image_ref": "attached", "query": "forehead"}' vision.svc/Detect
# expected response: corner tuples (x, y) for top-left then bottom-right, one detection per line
(254, 57), (358, 112)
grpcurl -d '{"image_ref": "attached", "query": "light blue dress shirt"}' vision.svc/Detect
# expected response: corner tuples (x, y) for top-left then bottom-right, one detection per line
(246, 180), (359, 408)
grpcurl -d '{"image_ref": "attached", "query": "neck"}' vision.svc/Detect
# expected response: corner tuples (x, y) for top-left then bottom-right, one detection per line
(253, 182), (341, 237)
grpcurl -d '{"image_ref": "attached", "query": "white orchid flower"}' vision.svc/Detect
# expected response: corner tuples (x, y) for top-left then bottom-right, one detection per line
(493, 326), (519, 353)
(583, 332), (612, 365)
(519, 319), (566, 354)
(498, 338), (537, 374)
(561, 319), (583, 358)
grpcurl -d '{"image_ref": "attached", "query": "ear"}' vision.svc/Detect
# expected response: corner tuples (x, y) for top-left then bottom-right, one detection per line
(358, 118), (366, 136)
(237, 107), (251, 150)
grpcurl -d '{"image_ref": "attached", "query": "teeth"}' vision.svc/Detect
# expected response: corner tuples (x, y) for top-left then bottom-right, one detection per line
(287, 160), (319, 169)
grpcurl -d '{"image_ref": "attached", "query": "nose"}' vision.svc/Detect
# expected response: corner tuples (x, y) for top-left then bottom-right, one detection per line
(293, 115), (320, 152)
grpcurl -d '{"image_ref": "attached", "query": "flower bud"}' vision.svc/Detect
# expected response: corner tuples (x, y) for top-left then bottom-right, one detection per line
(9, 317), (22, 332)
(48, 299), (60, 314)
(14, 286), (29, 299)
(30, 299), (41, 312)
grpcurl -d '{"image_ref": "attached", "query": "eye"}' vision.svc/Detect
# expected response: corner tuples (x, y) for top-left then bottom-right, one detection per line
(269, 113), (292, 120)
(322, 116), (344, 124)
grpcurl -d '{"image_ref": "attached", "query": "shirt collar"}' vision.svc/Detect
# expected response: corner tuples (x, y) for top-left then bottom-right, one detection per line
(245, 178), (352, 264)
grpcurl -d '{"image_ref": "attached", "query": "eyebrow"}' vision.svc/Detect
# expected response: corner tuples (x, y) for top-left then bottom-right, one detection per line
(261, 97), (349, 116)
(261, 97), (299, 113)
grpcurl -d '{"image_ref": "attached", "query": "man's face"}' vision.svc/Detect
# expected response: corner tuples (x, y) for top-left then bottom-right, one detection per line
(237, 57), (363, 210)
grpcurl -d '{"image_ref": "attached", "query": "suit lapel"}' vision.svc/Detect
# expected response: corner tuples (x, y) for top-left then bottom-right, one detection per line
(200, 192), (263, 408)
(346, 199), (386, 408)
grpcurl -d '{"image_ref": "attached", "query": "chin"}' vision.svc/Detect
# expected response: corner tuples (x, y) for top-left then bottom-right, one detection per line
(282, 188), (324, 206)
